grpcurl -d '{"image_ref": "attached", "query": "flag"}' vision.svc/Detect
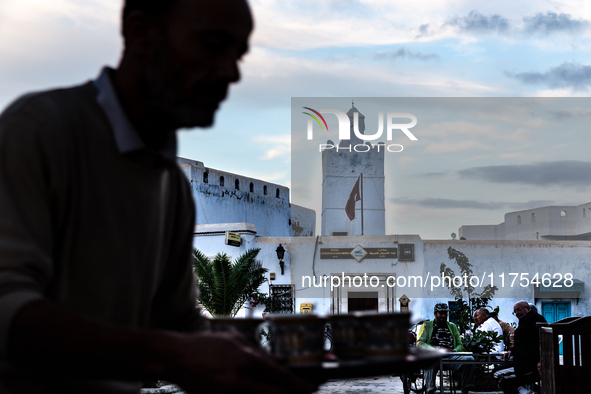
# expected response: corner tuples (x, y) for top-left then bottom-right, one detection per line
(345, 176), (361, 220)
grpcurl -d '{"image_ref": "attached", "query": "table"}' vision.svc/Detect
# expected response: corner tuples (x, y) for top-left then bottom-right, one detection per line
(438, 352), (509, 394)
(289, 347), (442, 382)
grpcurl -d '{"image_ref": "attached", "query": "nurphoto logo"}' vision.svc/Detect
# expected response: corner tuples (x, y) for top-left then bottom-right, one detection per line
(302, 107), (418, 153)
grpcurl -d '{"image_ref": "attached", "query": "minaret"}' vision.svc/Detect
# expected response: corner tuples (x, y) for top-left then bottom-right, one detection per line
(321, 102), (385, 236)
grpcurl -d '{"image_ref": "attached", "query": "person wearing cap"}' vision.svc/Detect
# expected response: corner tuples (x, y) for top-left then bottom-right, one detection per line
(417, 303), (475, 394)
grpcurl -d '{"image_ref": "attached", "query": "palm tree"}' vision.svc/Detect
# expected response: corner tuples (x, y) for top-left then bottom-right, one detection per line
(193, 248), (268, 317)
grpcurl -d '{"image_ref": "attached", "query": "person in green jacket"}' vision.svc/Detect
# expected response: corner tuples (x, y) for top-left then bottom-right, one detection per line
(417, 303), (475, 394)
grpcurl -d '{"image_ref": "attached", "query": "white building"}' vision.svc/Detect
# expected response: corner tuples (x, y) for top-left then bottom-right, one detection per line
(187, 103), (590, 325)
(459, 202), (591, 241)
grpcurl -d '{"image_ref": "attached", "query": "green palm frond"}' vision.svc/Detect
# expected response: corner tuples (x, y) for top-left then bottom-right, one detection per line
(193, 248), (268, 317)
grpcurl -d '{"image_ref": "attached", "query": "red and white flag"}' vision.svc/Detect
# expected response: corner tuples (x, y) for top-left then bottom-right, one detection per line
(345, 176), (361, 220)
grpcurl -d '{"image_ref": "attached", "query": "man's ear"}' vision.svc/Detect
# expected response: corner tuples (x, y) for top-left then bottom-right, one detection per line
(122, 11), (161, 58)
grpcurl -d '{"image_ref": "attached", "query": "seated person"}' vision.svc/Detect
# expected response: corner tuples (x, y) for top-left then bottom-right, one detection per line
(475, 308), (504, 353)
(491, 312), (515, 349)
(494, 301), (546, 394)
(417, 303), (475, 394)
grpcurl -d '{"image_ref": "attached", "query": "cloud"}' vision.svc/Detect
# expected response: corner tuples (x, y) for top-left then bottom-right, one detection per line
(418, 121), (494, 138)
(424, 140), (491, 153)
(417, 172), (447, 178)
(547, 107), (591, 120)
(376, 47), (440, 62)
(458, 160), (591, 187)
(391, 198), (555, 211)
(416, 11), (591, 41)
(523, 12), (590, 35)
(252, 135), (291, 161)
(505, 62), (591, 91)
(445, 11), (510, 35)
(416, 24), (432, 38)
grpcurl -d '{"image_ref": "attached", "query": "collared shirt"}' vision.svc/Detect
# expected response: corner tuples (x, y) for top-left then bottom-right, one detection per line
(93, 67), (177, 160)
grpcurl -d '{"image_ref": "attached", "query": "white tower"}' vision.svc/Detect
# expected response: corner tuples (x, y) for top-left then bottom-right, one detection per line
(321, 103), (385, 236)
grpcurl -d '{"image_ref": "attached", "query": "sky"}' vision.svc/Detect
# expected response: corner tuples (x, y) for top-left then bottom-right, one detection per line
(2, 0), (591, 239)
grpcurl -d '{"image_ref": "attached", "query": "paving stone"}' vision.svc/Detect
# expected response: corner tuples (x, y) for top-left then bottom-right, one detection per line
(316, 375), (406, 394)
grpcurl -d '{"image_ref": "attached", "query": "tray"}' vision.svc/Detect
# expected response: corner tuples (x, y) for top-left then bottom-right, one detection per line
(289, 347), (443, 381)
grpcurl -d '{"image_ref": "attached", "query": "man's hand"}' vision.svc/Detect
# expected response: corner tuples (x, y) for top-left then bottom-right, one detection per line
(8, 300), (316, 393)
(159, 331), (316, 394)
(503, 350), (512, 361)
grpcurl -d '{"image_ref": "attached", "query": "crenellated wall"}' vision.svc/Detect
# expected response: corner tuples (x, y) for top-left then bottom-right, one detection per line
(178, 157), (291, 237)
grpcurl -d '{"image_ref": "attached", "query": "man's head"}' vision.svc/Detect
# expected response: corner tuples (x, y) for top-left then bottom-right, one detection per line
(433, 303), (449, 325)
(120, 0), (253, 131)
(474, 308), (490, 326)
(513, 300), (531, 320)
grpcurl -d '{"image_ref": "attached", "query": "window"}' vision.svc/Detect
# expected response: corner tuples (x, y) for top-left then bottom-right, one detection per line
(203, 172), (208, 184)
(448, 301), (462, 325)
(531, 212), (536, 223)
(276, 188), (280, 198)
(263, 185), (267, 196)
(398, 244), (415, 261)
(561, 210), (567, 220)
(517, 215), (521, 225)
(249, 182), (254, 193)
(331, 231), (348, 236)
(268, 284), (295, 314)
(219, 176), (224, 187)
(235, 179), (240, 190)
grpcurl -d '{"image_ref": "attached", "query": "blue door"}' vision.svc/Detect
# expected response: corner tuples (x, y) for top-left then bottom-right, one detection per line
(541, 302), (570, 323)
(541, 302), (571, 355)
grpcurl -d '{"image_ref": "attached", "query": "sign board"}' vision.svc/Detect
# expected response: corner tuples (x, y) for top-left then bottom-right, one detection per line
(225, 231), (241, 247)
(320, 247), (397, 262)
(399, 294), (410, 312)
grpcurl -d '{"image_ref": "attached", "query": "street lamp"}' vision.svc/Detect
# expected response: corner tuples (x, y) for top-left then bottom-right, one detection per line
(275, 244), (285, 275)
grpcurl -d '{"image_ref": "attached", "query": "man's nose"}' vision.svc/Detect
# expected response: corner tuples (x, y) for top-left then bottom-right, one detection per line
(219, 56), (240, 83)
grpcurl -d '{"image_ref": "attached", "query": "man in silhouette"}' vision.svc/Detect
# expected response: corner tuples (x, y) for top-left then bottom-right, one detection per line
(0, 1), (313, 393)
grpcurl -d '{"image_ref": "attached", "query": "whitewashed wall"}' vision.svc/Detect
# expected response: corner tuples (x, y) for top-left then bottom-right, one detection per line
(460, 203), (591, 241)
(291, 204), (316, 237)
(321, 148), (385, 236)
(193, 232), (591, 324)
(421, 240), (591, 324)
(179, 158), (291, 237)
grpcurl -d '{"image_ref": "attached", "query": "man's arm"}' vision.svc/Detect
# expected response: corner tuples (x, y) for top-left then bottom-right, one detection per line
(416, 322), (433, 349)
(0, 99), (313, 393)
(451, 324), (464, 352)
(8, 299), (313, 394)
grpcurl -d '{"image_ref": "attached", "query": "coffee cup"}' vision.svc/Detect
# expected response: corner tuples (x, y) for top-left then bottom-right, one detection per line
(266, 314), (327, 367)
(356, 312), (410, 362)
